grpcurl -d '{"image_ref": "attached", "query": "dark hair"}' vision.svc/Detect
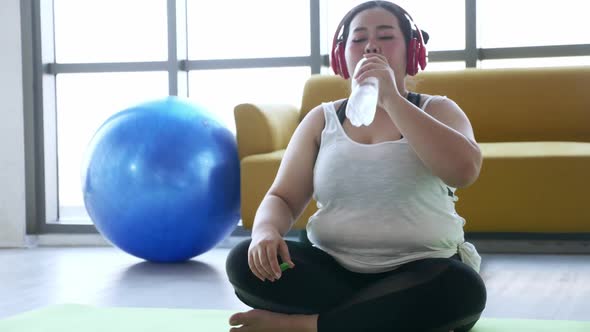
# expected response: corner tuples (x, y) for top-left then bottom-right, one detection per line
(338, 1), (429, 48)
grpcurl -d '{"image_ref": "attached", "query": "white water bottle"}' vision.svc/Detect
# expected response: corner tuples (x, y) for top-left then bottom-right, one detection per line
(346, 58), (379, 127)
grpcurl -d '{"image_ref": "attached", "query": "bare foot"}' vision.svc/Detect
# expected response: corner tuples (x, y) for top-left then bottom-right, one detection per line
(229, 309), (318, 332)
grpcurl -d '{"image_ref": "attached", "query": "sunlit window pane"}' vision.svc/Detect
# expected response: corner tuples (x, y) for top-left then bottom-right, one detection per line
(56, 72), (168, 220)
(188, 67), (311, 133)
(422, 61), (466, 71)
(54, 0), (167, 63)
(478, 0), (590, 48)
(479, 56), (590, 69)
(187, 1), (310, 59)
(324, 0), (464, 54)
(394, 0), (464, 51)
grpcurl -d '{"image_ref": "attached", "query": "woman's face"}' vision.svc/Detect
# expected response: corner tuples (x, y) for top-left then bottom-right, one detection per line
(344, 7), (407, 78)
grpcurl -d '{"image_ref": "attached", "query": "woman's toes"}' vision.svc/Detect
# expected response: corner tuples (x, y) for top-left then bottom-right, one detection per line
(229, 312), (245, 326)
(229, 309), (260, 326)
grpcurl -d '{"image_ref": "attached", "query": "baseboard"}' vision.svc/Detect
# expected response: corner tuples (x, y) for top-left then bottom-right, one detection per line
(0, 240), (27, 248)
(33, 234), (111, 247)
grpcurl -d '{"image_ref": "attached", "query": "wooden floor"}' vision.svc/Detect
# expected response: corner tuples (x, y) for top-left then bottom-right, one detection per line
(1, 241), (589, 321)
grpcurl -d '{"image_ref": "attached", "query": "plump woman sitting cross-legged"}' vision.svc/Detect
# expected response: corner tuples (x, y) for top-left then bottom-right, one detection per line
(226, 2), (487, 331)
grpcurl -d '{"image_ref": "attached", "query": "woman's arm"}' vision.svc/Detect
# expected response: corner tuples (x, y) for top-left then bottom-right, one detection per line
(384, 95), (483, 188)
(252, 106), (325, 237)
(352, 54), (481, 188)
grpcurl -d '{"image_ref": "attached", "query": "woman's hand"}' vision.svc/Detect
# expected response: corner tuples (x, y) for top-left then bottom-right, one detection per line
(353, 53), (403, 109)
(248, 226), (295, 282)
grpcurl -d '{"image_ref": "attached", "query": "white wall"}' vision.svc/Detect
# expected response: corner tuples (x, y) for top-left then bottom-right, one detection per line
(0, 0), (27, 247)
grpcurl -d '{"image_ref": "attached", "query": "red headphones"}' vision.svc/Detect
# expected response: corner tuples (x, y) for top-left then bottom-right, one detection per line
(330, 3), (428, 78)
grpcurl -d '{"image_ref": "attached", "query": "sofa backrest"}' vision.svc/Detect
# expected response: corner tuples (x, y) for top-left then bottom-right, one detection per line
(414, 66), (590, 143)
(300, 66), (590, 143)
(300, 75), (351, 119)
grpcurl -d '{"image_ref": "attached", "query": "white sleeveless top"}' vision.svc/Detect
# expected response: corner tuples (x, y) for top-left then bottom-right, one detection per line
(306, 97), (481, 273)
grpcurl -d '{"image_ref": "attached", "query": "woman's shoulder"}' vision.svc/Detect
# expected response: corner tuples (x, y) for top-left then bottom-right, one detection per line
(415, 93), (474, 139)
(302, 98), (348, 145)
(417, 93), (442, 105)
(305, 98), (347, 118)
(417, 93), (459, 113)
(300, 103), (330, 144)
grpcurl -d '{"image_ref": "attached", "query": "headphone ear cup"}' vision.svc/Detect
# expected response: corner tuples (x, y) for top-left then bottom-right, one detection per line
(406, 37), (419, 76)
(331, 42), (340, 76)
(333, 41), (349, 79)
(418, 41), (427, 70)
(338, 42), (349, 79)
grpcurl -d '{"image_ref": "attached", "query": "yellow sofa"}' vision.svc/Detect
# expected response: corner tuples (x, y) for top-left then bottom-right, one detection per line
(234, 66), (590, 234)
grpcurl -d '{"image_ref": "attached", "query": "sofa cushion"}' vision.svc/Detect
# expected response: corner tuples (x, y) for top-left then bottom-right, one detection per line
(457, 142), (590, 232)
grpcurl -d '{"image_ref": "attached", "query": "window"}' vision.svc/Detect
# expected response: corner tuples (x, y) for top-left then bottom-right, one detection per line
(478, 0), (590, 48)
(54, 0), (168, 62)
(41, 1), (313, 227)
(187, 0), (310, 59)
(28, 0), (590, 230)
(188, 67), (310, 133)
(392, 0), (465, 51)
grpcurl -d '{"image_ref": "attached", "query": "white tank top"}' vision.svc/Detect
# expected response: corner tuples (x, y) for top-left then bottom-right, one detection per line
(306, 97), (481, 273)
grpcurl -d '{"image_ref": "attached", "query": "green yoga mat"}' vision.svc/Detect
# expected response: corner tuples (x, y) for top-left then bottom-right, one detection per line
(1, 304), (589, 332)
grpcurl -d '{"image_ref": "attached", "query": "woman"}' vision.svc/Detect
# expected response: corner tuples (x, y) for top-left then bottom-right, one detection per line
(225, 1), (486, 331)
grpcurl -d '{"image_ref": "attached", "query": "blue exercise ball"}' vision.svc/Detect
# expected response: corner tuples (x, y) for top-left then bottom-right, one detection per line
(82, 97), (240, 262)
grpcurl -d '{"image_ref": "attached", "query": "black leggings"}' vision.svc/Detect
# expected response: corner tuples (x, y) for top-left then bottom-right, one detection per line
(226, 239), (487, 332)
